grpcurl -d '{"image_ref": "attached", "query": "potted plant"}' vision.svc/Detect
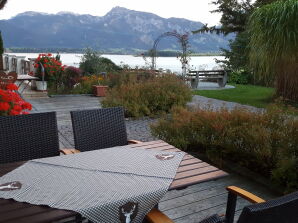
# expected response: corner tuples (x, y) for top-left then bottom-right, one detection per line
(34, 53), (65, 91)
(92, 73), (109, 97)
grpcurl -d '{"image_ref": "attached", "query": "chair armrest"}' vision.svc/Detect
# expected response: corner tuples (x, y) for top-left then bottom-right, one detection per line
(226, 186), (266, 203)
(145, 209), (174, 223)
(127, 140), (142, 144)
(225, 186), (266, 223)
(60, 149), (81, 155)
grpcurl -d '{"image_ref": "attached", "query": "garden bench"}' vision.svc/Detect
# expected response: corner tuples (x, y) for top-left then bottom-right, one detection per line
(187, 70), (228, 88)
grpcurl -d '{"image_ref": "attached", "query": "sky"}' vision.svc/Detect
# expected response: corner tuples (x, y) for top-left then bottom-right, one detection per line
(0, 0), (222, 25)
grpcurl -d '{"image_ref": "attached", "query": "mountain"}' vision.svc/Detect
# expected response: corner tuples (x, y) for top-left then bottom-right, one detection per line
(0, 7), (232, 53)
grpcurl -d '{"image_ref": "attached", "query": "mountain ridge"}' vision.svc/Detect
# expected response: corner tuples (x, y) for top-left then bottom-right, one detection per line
(0, 7), (232, 53)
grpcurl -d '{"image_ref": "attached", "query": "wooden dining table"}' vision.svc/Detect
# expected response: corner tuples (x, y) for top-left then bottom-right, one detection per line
(0, 140), (228, 223)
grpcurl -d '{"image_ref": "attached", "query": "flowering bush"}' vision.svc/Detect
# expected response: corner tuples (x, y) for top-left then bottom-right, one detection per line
(71, 75), (104, 94)
(0, 84), (32, 116)
(34, 53), (66, 81)
(62, 66), (82, 90)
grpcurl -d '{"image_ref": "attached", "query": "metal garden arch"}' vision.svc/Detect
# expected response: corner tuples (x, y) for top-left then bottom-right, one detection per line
(150, 31), (189, 75)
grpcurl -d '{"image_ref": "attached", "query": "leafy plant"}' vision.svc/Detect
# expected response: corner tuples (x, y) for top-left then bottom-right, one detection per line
(228, 69), (251, 84)
(151, 105), (298, 193)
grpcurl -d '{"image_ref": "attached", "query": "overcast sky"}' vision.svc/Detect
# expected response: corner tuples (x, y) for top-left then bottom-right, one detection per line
(0, 0), (222, 25)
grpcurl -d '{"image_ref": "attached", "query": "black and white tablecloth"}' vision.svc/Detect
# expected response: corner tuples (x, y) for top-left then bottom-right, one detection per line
(0, 145), (185, 223)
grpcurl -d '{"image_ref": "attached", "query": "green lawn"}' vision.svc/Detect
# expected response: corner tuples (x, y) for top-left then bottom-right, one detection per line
(193, 84), (275, 108)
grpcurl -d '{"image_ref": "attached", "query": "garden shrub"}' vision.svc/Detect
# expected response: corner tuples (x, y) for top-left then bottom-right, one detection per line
(228, 69), (251, 84)
(102, 74), (192, 117)
(106, 70), (156, 88)
(151, 106), (298, 193)
(79, 48), (121, 75)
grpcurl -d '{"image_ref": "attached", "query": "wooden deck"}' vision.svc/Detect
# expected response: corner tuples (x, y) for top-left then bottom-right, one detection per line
(26, 95), (278, 222)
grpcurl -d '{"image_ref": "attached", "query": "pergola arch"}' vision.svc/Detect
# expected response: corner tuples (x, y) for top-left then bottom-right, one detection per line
(150, 31), (189, 75)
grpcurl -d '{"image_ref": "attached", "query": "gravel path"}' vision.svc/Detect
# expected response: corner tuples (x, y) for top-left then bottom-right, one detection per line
(188, 95), (262, 112)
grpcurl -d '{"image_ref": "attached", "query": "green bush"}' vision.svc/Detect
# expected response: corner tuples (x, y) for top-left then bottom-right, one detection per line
(102, 74), (192, 117)
(79, 48), (121, 75)
(151, 106), (298, 193)
(228, 69), (251, 84)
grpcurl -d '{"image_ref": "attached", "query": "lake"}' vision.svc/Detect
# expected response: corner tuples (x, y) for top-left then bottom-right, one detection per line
(8, 53), (224, 73)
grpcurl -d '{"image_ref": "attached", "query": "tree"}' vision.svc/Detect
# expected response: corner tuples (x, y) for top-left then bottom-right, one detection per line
(192, 0), (283, 85)
(0, 0), (8, 71)
(248, 0), (298, 101)
(0, 0), (7, 10)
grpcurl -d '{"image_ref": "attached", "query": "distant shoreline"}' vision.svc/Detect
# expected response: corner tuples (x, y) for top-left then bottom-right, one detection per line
(5, 48), (222, 57)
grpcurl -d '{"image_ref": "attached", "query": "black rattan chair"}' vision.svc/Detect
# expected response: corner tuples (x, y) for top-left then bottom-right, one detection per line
(145, 186), (298, 223)
(69, 107), (140, 153)
(0, 112), (60, 164)
(200, 186), (298, 223)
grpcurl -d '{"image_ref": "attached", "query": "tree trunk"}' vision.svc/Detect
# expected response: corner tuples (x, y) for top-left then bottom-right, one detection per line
(0, 54), (3, 71)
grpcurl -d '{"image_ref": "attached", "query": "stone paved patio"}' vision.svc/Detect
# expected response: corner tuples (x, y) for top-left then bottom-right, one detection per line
(26, 95), (277, 223)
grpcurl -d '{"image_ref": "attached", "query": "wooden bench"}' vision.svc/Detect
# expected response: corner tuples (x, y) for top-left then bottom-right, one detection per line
(186, 70), (228, 88)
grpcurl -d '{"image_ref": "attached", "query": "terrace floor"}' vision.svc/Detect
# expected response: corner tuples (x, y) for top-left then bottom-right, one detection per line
(26, 95), (278, 223)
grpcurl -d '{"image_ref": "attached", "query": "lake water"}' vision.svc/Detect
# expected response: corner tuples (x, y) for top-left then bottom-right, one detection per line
(8, 53), (224, 73)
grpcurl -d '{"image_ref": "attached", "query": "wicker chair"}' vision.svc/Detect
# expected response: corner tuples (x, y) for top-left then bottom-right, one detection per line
(145, 186), (298, 223)
(0, 112), (60, 164)
(61, 107), (141, 154)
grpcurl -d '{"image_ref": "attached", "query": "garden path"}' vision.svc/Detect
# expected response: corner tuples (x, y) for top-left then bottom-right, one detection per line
(188, 95), (263, 112)
(26, 95), (277, 223)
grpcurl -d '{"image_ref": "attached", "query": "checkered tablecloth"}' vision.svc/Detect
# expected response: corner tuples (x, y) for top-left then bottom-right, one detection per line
(0, 145), (185, 223)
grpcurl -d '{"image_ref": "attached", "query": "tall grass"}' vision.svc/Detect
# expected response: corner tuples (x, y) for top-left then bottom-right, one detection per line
(248, 0), (298, 101)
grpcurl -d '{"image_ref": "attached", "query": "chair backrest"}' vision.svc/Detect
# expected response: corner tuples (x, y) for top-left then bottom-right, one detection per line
(0, 112), (60, 164)
(238, 191), (298, 223)
(71, 107), (128, 152)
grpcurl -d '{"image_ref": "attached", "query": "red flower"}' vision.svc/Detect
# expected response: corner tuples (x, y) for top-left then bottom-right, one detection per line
(0, 92), (12, 102)
(6, 83), (18, 91)
(0, 86), (32, 116)
(13, 105), (22, 112)
(21, 102), (32, 110)
(9, 110), (20, 116)
(0, 102), (10, 111)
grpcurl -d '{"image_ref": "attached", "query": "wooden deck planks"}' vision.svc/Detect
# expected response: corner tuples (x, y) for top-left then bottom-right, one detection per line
(159, 174), (276, 222)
